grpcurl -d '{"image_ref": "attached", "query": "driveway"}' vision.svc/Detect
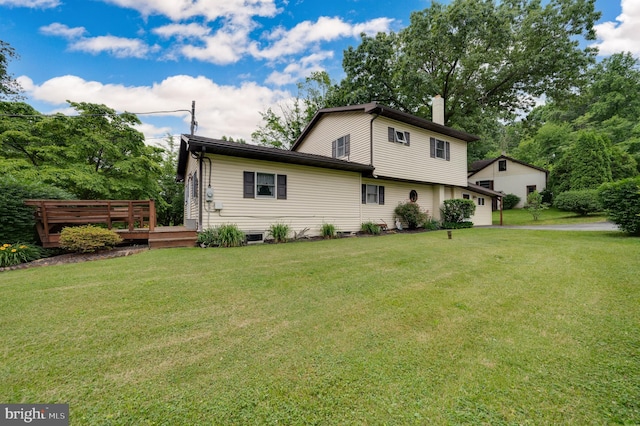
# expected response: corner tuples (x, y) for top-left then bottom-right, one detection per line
(491, 222), (620, 231)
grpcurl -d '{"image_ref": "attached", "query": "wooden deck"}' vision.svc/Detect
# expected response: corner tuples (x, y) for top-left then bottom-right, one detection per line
(25, 199), (197, 249)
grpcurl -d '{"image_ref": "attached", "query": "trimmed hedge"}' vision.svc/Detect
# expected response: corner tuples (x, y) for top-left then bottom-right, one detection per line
(502, 194), (521, 210)
(441, 199), (476, 224)
(598, 177), (640, 235)
(554, 190), (601, 216)
(59, 225), (123, 253)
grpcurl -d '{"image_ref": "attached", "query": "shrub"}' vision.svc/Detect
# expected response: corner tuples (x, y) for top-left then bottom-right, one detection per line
(197, 227), (220, 248)
(0, 243), (43, 267)
(442, 221), (474, 229)
(502, 193), (521, 210)
(524, 190), (549, 221)
(441, 199), (476, 224)
(394, 202), (428, 229)
(598, 177), (640, 235)
(320, 223), (336, 239)
(0, 177), (75, 243)
(360, 221), (381, 235)
(268, 223), (290, 243)
(422, 217), (440, 231)
(540, 189), (554, 205)
(553, 190), (601, 216)
(198, 224), (245, 247)
(59, 225), (122, 253)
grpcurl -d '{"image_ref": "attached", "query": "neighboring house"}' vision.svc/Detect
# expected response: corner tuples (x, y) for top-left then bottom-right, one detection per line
(468, 155), (548, 209)
(177, 101), (502, 240)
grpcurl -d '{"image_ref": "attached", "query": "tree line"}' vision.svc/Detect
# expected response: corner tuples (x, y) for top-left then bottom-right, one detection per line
(2, 0), (639, 234)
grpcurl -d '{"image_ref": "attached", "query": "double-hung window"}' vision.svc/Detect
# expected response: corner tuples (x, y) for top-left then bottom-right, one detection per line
(361, 184), (385, 205)
(430, 137), (450, 161)
(332, 135), (350, 158)
(256, 172), (275, 197)
(243, 171), (287, 199)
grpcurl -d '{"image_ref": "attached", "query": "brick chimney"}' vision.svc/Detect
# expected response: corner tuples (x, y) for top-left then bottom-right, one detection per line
(432, 95), (445, 126)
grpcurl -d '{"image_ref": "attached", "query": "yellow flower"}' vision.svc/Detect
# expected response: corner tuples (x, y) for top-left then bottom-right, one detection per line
(11, 249), (17, 253)
(2, 243), (10, 247)
(19, 245), (27, 249)
(0, 247), (5, 251)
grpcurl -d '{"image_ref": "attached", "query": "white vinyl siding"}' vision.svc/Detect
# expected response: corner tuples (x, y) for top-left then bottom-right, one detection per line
(294, 112), (371, 165)
(372, 117), (468, 187)
(471, 158), (547, 208)
(452, 188), (493, 226)
(361, 179), (436, 228)
(198, 155), (363, 236)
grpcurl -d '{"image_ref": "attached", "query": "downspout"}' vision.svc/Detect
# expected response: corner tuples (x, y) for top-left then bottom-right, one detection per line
(369, 112), (380, 170)
(198, 147), (204, 231)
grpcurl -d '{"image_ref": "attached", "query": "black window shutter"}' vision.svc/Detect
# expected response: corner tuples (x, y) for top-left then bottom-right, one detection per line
(378, 186), (385, 205)
(404, 132), (410, 146)
(445, 141), (451, 161)
(361, 184), (366, 204)
(243, 171), (255, 198)
(277, 175), (287, 200)
(193, 172), (198, 198)
(388, 127), (395, 142)
(332, 140), (336, 158)
(430, 137), (436, 158)
(345, 134), (350, 156)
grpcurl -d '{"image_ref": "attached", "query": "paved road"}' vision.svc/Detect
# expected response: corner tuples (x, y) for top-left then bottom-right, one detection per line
(490, 222), (620, 231)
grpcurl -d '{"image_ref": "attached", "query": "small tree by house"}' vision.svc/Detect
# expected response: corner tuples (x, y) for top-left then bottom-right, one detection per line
(524, 190), (549, 221)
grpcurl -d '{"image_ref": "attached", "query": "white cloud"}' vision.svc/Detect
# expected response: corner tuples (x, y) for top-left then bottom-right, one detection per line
(39, 23), (158, 59)
(179, 25), (253, 64)
(592, 0), (640, 57)
(254, 16), (394, 60)
(100, 0), (280, 22)
(40, 23), (86, 38)
(17, 74), (291, 143)
(0, 0), (59, 8)
(70, 36), (159, 58)
(266, 51), (334, 86)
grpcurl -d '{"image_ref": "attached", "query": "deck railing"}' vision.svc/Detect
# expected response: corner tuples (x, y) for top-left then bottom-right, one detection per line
(25, 199), (156, 247)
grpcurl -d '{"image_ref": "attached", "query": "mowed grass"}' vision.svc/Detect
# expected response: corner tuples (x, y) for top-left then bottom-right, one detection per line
(1, 229), (639, 425)
(493, 207), (608, 226)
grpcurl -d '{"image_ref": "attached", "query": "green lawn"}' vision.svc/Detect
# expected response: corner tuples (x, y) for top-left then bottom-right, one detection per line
(1, 229), (639, 424)
(494, 207), (608, 226)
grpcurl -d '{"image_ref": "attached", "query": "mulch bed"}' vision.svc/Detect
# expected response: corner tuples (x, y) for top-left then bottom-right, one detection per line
(0, 245), (149, 272)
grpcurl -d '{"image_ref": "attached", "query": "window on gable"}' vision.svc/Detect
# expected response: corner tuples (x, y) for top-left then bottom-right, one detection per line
(332, 135), (350, 158)
(361, 184), (385, 205)
(498, 159), (507, 171)
(243, 171), (287, 200)
(388, 127), (410, 145)
(430, 137), (450, 160)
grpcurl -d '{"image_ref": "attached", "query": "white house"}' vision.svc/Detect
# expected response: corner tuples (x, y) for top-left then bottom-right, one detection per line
(177, 102), (501, 240)
(468, 155), (548, 209)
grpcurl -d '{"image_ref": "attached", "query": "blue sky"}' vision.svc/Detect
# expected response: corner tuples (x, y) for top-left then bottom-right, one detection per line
(0, 0), (636, 145)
